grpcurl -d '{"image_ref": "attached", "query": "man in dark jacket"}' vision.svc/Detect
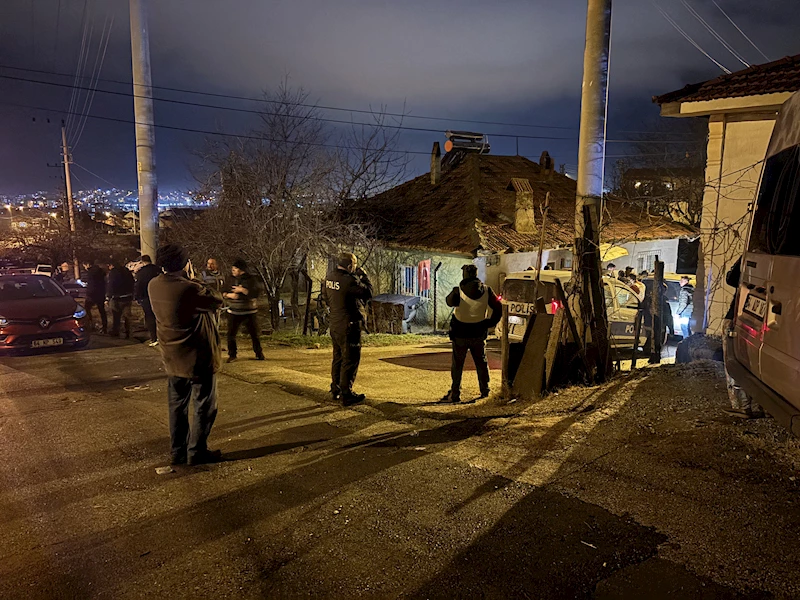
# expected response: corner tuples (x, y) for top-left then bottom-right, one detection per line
(201, 258), (226, 293)
(149, 244), (224, 466)
(321, 252), (373, 405)
(83, 259), (108, 334)
(224, 259), (264, 362)
(135, 255), (161, 346)
(677, 276), (694, 339)
(441, 264), (502, 403)
(107, 261), (135, 338)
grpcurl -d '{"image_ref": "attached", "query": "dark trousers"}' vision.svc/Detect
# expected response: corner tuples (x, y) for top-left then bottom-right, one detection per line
(85, 297), (107, 333)
(450, 337), (490, 398)
(331, 325), (361, 395)
(109, 298), (132, 337)
(227, 312), (263, 357)
(141, 299), (157, 342)
(167, 373), (217, 461)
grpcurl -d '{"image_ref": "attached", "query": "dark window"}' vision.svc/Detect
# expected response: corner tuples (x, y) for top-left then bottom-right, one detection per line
(750, 145), (800, 255)
(502, 280), (557, 304)
(0, 276), (65, 301)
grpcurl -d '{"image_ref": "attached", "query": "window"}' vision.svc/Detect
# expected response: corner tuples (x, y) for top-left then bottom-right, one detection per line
(559, 257), (572, 269)
(615, 286), (632, 307)
(750, 145), (800, 256)
(399, 265), (417, 296)
(636, 251), (659, 273)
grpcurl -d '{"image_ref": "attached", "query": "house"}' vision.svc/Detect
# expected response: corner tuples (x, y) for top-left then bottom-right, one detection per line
(654, 54), (800, 334)
(354, 144), (695, 327)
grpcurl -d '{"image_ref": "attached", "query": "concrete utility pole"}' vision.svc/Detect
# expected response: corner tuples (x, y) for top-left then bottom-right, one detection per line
(129, 0), (158, 259)
(573, 0), (613, 380)
(61, 126), (80, 279)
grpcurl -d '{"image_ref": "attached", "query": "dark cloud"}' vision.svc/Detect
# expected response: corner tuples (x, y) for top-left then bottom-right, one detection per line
(0, 0), (797, 194)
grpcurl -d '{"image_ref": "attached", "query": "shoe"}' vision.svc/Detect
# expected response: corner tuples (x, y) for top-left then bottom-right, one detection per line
(342, 393), (365, 406)
(170, 453), (187, 466)
(226, 356), (237, 363)
(437, 391), (460, 404)
(187, 449), (222, 466)
(254, 354), (265, 361)
(479, 389), (491, 399)
(148, 340), (159, 347)
(331, 390), (341, 402)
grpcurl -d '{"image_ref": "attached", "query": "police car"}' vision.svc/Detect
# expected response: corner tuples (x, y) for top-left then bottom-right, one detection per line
(497, 269), (655, 349)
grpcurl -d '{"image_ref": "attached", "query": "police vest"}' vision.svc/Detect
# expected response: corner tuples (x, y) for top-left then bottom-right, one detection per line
(454, 288), (489, 323)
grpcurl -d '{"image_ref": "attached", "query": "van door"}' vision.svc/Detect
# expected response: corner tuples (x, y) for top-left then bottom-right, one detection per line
(742, 145), (800, 409)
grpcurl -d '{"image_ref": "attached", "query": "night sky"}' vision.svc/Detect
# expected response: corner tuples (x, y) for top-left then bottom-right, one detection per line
(0, 0), (798, 195)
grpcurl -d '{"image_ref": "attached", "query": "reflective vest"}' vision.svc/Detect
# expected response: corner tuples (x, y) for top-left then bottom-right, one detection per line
(454, 287), (489, 323)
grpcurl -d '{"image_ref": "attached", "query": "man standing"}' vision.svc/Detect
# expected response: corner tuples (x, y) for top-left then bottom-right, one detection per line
(149, 244), (224, 466)
(201, 258), (226, 293)
(322, 252), (372, 406)
(677, 276), (694, 339)
(53, 261), (74, 285)
(107, 261), (135, 338)
(224, 259), (264, 362)
(135, 255), (161, 347)
(441, 264), (502, 403)
(83, 259), (108, 334)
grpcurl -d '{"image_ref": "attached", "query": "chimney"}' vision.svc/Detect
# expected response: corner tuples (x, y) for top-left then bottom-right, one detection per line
(507, 178), (535, 234)
(431, 142), (441, 185)
(539, 150), (554, 180)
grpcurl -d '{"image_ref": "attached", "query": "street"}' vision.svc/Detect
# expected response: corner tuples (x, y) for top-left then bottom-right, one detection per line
(1, 337), (798, 598)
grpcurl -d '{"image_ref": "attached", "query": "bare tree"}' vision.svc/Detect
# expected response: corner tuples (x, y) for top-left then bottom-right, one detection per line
(178, 83), (407, 330)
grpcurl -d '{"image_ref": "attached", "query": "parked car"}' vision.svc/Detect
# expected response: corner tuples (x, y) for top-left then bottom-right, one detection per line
(726, 89), (800, 436)
(497, 269), (665, 350)
(0, 275), (90, 352)
(34, 264), (52, 276)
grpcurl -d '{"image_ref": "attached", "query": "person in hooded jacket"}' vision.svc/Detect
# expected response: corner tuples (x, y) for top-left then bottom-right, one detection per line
(441, 264), (502, 403)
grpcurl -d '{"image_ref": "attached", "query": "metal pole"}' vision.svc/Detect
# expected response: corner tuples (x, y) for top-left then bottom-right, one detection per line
(432, 261), (442, 332)
(129, 0), (158, 258)
(61, 126), (79, 279)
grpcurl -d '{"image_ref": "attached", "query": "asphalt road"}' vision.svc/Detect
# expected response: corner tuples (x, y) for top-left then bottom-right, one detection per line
(0, 338), (758, 599)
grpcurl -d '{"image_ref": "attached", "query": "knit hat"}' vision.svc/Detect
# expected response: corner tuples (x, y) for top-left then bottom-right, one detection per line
(156, 244), (188, 272)
(232, 259), (248, 271)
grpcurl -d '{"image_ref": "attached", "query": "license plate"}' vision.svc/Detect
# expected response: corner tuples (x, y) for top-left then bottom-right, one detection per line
(508, 315), (525, 325)
(743, 294), (767, 319)
(31, 338), (63, 348)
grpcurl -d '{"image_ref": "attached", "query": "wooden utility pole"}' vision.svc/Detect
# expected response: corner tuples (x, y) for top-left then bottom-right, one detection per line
(573, 0), (613, 381)
(61, 126), (80, 279)
(129, 0), (158, 258)
(649, 258), (665, 364)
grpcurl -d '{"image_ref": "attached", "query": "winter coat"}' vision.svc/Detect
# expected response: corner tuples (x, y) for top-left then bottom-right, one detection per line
(321, 267), (373, 332)
(107, 267), (135, 299)
(134, 263), (161, 302)
(677, 283), (694, 317)
(226, 272), (261, 315)
(84, 265), (107, 302)
(148, 272), (223, 378)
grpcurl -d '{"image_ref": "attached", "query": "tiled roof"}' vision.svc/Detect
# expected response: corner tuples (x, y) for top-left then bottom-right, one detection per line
(654, 54), (800, 105)
(351, 153), (696, 256)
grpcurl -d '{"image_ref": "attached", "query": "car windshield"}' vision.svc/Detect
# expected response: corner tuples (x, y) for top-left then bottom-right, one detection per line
(502, 279), (557, 304)
(0, 277), (65, 301)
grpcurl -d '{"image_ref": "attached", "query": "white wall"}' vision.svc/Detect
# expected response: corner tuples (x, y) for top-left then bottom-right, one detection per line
(606, 238), (681, 275)
(696, 113), (776, 334)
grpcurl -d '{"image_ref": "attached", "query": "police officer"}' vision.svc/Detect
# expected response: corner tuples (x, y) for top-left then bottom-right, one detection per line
(322, 252), (373, 406)
(441, 264), (502, 403)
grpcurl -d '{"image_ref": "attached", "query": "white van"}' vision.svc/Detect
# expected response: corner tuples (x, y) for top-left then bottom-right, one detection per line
(726, 90), (800, 436)
(498, 269), (658, 350)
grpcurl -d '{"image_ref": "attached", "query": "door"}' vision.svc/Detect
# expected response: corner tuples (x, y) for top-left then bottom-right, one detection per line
(605, 279), (640, 349)
(743, 144), (800, 409)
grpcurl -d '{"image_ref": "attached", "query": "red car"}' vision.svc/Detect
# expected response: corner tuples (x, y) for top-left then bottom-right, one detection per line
(0, 275), (90, 352)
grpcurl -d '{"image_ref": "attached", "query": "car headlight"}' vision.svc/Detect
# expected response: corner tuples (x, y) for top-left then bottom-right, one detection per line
(73, 307), (87, 319)
(0, 316), (6, 326)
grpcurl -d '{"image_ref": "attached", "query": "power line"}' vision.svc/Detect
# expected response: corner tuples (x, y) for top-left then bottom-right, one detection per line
(0, 73), (705, 145)
(72, 162), (118, 188)
(73, 15), (114, 150)
(711, 0), (770, 63)
(651, 0), (732, 74)
(680, 0), (749, 68)
(0, 63), (702, 139)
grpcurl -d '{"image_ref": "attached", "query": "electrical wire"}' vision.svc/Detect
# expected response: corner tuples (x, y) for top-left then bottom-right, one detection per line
(680, 0), (749, 68)
(711, 0), (770, 63)
(72, 162), (118, 188)
(651, 0), (732, 74)
(65, 0), (91, 137)
(72, 15), (114, 150)
(0, 74), (706, 146)
(0, 64), (702, 139)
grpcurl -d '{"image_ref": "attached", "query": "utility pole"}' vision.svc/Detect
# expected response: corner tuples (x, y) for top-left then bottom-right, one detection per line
(61, 126), (80, 279)
(573, 0), (613, 380)
(129, 0), (158, 258)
